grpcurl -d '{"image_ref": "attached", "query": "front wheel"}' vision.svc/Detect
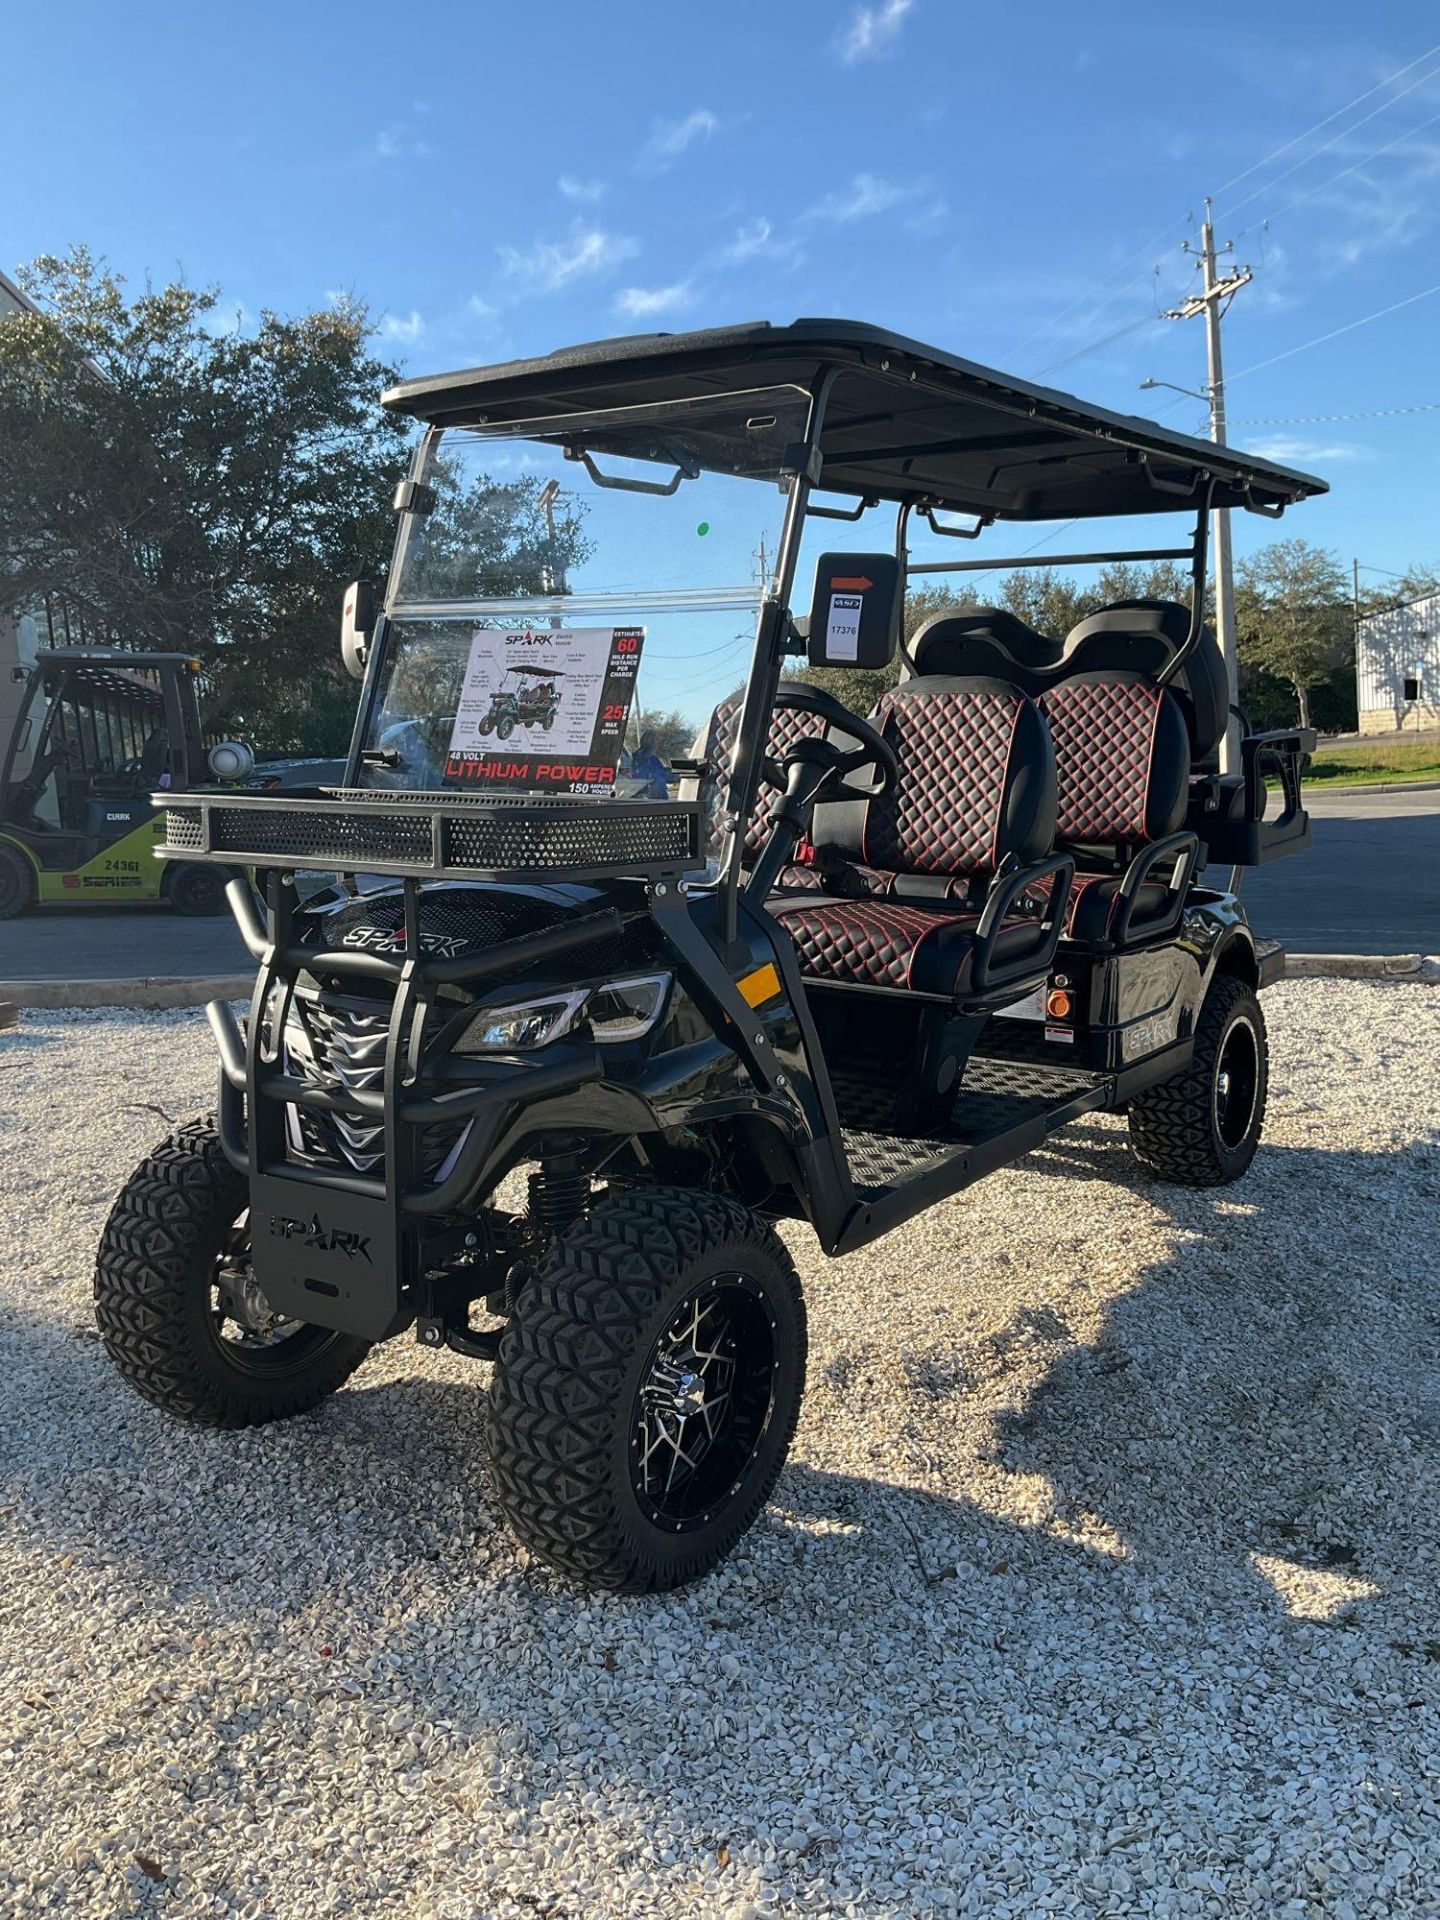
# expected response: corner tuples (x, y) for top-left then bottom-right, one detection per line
(166, 861), (228, 916)
(477, 713), (495, 737)
(0, 842), (36, 919)
(1128, 974), (1268, 1186)
(95, 1117), (371, 1425)
(495, 714), (516, 741)
(488, 1187), (806, 1592)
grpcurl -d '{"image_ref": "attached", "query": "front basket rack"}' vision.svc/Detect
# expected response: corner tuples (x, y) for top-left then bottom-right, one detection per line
(160, 787), (703, 884)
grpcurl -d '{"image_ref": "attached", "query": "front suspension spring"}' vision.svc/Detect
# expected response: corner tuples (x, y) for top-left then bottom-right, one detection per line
(527, 1152), (590, 1242)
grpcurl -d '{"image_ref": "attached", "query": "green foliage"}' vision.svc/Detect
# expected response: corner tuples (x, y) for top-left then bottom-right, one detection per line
(635, 708), (696, 760)
(1000, 559), (1197, 640)
(1234, 538), (1350, 731)
(0, 247), (410, 754)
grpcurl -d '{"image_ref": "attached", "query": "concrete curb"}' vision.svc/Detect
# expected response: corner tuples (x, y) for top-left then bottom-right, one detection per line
(1285, 953), (1439, 981)
(0, 976), (254, 1011)
(1309, 779), (1440, 796)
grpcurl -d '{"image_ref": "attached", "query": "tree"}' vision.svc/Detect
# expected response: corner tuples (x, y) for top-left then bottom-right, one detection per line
(634, 708), (696, 762)
(1235, 538), (1350, 731)
(0, 248), (413, 751)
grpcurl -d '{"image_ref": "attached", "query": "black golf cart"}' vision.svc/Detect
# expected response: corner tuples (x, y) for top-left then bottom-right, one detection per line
(476, 664), (565, 739)
(95, 321), (1323, 1592)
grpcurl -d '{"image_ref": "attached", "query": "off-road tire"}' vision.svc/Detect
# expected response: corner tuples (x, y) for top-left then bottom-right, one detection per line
(477, 713), (495, 736)
(166, 861), (228, 916)
(488, 1186), (806, 1592)
(95, 1116), (370, 1425)
(496, 714), (516, 741)
(0, 842), (36, 919)
(1128, 974), (1268, 1186)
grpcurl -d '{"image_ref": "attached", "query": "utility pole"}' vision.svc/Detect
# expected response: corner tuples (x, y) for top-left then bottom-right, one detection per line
(1162, 199), (1252, 772)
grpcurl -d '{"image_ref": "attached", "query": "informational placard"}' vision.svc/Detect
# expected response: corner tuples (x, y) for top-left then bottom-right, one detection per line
(825, 593), (863, 662)
(445, 625), (644, 795)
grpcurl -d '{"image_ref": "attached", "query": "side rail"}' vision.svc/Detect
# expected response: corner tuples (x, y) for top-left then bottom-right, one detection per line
(1186, 727), (1316, 866)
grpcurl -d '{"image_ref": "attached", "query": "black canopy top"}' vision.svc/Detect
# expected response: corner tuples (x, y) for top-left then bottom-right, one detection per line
(505, 664), (565, 678)
(382, 318), (1327, 523)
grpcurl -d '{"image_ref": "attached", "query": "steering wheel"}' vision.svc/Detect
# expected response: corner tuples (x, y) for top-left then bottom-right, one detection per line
(762, 681), (898, 806)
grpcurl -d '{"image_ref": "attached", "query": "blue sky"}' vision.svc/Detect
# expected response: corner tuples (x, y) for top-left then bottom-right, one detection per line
(8, 0), (1440, 604)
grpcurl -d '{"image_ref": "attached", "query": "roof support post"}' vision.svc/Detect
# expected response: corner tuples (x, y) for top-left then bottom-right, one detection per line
(717, 369), (838, 943)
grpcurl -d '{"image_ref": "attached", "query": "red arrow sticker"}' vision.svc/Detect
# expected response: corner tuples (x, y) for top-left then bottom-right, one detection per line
(830, 575), (873, 591)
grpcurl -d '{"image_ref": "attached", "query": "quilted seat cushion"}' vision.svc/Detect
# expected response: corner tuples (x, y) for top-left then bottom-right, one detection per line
(1037, 673), (1189, 847)
(1014, 868), (1171, 944)
(770, 895), (1039, 998)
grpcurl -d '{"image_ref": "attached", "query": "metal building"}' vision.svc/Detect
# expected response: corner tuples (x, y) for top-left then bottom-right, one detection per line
(1356, 591), (1440, 735)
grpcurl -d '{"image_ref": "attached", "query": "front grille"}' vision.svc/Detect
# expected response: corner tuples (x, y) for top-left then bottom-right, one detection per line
(284, 994), (468, 1184)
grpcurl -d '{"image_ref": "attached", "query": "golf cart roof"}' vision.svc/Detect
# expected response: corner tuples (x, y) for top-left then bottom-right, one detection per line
(382, 318), (1327, 523)
(38, 648), (201, 671)
(507, 664), (565, 678)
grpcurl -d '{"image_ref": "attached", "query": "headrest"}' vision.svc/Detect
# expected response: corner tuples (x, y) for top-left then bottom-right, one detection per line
(1062, 599), (1228, 762)
(909, 607), (1057, 688)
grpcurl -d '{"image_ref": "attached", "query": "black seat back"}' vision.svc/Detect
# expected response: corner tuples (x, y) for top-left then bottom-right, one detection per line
(813, 675), (1055, 894)
(1061, 600), (1228, 766)
(908, 607), (1057, 690)
(1036, 670), (1189, 856)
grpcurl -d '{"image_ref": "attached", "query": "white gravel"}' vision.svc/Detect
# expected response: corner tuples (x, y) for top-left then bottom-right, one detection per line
(2, 980), (1438, 1919)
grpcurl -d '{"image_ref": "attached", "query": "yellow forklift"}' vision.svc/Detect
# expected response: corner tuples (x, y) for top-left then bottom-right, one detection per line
(0, 648), (229, 917)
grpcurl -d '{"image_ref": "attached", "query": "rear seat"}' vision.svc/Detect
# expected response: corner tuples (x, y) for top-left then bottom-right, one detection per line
(910, 601), (1207, 951)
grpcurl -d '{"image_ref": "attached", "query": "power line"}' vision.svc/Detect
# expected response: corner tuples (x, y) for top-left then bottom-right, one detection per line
(1230, 399), (1440, 425)
(1036, 311), (1166, 379)
(1219, 56), (1440, 223)
(1209, 40), (1440, 204)
(1234, 105), (1440, 240)
(1226, 281), (1440, 383)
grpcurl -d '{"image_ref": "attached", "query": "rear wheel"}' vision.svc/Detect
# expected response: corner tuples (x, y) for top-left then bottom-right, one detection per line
(0, 842), (36, 919)
(167, 861), (228, 916)
(95, 1116), (371, 1425)
(488, 1187), (806, 1592)
(1128, 974), (1268, 1186)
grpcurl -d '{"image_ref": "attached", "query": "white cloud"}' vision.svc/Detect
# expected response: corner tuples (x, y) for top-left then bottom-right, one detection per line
(642, 109), (719, 168)
(499, 227), (640, 293)
(378, 310), (425, 343)
(467, 295), (497, 319)
(558, 173), (607, 203)
(1250, 434), (1369, 465)
(803, 172), (911, 224)
(718, 217), (804, 267)
(374, 124), (431, 161)
(835, 0), (913, 64)
(616, 280), (696, 319)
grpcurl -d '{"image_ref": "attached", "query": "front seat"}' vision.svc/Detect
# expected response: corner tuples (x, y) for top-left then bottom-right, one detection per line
(768, 676), (1070, 1001)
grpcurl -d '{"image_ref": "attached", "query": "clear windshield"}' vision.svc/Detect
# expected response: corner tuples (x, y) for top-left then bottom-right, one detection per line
(360, 387), (809, 799)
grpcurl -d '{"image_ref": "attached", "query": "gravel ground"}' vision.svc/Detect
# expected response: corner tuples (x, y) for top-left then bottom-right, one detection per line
(2, 980), (1438, 1920)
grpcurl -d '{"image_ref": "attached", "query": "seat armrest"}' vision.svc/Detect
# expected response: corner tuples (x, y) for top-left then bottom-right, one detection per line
(971, 852), (1075, 993)
(1242, 727), (1314, 830)
(1109, 831), (1200, 947)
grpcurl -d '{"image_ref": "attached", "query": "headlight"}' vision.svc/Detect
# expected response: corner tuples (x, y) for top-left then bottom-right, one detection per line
(455, 973), (670, 1054)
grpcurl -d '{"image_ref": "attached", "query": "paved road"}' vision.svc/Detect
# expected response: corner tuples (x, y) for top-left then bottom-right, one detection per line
(1243, 786), (1440, 957)
(1, 788), (1436, 984)
(1, 902), (249, 981)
